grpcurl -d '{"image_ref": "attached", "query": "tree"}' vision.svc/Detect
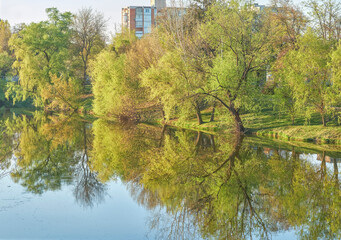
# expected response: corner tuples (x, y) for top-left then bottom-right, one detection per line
(71, 8), (107, 91)
(270, 0), (307, 48)
(270, 0), (307, 124)
(330, 41), (341, 119)
(305, 0), (341, 42)
(279, 30), (333, 126)
(90, 30), (151, 121)
(200, 1), (275, 133)
(9, 8), (75, 107)
(0, 20), (14, 106)
(141, 49), (207, 124)
(91, 51), (129, 118)
(0, 20), (11, 53)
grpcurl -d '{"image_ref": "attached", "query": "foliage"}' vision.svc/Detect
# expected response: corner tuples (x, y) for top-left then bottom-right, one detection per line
(91, 50), (134, 118)
(9, 8), (74, 107)
(40, 74), (81, 112)
(0, 20), (11, 53)
(197, 0), (276, 132)
(277, 29), (333, 126)
(141, 50), (206, 123)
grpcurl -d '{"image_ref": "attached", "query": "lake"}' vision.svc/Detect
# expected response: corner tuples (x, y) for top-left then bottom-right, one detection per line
(0, 112), (340, 239)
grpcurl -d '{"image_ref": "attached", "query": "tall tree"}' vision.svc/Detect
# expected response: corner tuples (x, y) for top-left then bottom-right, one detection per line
(270, 0), (307, 124)
(279, 30), (333, 126)
(200, 1), (275, 133)
(8, 8), (75, 107)
(0, 20), (14, 106)
(305, 0), (341, 41)
(141, 50), (207, 124)
(71, 8), (106, 91)
(0, 20), (11, 53)
(90, 30), (138, 120)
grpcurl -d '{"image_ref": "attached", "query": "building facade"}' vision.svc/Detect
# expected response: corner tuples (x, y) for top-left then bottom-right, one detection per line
(151, 0), (166, 9)
(122, 0), (166, 38)
(122, 6), (156, 38)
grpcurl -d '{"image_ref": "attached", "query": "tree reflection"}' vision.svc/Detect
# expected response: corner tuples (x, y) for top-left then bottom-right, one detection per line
(91, 120), (341, 240)
(2, 113), (106, 208)
(140, 132), (277, 239)
(73, 122), (106, 208)
(1, 114), (340, 238)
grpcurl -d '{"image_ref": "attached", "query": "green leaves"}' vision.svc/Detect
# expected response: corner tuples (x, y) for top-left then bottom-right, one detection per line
(8, 8), (73, 107)
(276, 29), (334, 125)
(91, 50), (127, 117)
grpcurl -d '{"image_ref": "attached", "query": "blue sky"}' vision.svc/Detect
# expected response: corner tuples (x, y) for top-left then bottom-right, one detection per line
(0, 0), (301, 34)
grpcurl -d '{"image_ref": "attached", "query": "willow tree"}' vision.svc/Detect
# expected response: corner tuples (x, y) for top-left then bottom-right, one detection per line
(0, 20), (11, 53)
(201, 1), (275, 133)
(270, 0), (307, 124)
(0, 20), (14, 105)
(330, 41), (341, 120)
(8, 8), (75, 108)
(141, 50), (207, 124)
(90, 30), (139, 120)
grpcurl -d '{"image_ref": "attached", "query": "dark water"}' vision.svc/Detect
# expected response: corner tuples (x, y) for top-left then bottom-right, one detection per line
(0, 112), (340, 239)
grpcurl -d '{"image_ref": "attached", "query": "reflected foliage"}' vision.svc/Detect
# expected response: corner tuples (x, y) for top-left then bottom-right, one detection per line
(0, 115), (340, 238)
(91, 120), (341, 240)
(0, 113), (105, 207)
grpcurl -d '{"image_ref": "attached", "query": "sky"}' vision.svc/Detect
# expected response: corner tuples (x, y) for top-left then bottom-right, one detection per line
(0, 0), (299, 35)
(0, 0), (149, 35)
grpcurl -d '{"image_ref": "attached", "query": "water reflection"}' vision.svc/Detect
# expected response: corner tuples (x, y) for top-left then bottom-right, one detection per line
(0, 114), (340, 239)
(0, 113), (106, 207)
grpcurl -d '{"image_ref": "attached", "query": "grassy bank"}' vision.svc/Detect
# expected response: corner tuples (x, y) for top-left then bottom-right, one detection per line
(166, 108), (341, 144)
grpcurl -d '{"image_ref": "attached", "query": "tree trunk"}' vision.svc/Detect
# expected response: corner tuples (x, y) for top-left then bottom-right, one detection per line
(210, 135), (216, 152)
(229, 107), (245, 134)
(291, 115), (295, 125)
(195, 104), (204, 125)
(334, 158), (339, 189)
(83, 64), (88, 93)
(210, 102), (216, 122)
(159, 125), (167, 147)
(321, 113), (326, 127)
(195, 131), (203, 154)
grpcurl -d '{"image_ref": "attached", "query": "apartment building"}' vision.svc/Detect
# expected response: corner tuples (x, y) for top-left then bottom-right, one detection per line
(122, 0), (166, 38)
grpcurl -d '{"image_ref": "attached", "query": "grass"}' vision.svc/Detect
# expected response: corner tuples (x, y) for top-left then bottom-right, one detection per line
(243, 109), (341, 143)
(166, 107), (341, 144)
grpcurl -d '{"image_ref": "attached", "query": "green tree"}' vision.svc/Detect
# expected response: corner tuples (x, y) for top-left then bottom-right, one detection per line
(141, 50), (207, 124)
(0, 20), (14, 105)
(9, 8), (75, 107)
(305, 0), (341, 42)
(200, 1), (275, 133)
(279, 30), (333, 126)
(330, 41), (341, 120)
(0, 20), (11, 53)
(90, 30), (140, 120)
(91, 51), (131, 118)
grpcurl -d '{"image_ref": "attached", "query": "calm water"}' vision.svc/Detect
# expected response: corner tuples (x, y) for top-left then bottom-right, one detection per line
(0, 112), (340, 239)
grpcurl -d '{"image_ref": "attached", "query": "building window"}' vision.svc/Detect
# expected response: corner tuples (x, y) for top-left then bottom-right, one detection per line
(136, 31), (143, 39)
(136, 8), (143, 28)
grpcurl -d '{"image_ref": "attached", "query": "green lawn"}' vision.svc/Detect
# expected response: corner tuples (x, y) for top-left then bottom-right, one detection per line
(167, 107), (341, 144)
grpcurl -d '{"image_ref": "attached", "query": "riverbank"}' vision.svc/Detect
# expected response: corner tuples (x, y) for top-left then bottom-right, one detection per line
(3, 106), (341, 145)
(166, 109), (341, 144)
